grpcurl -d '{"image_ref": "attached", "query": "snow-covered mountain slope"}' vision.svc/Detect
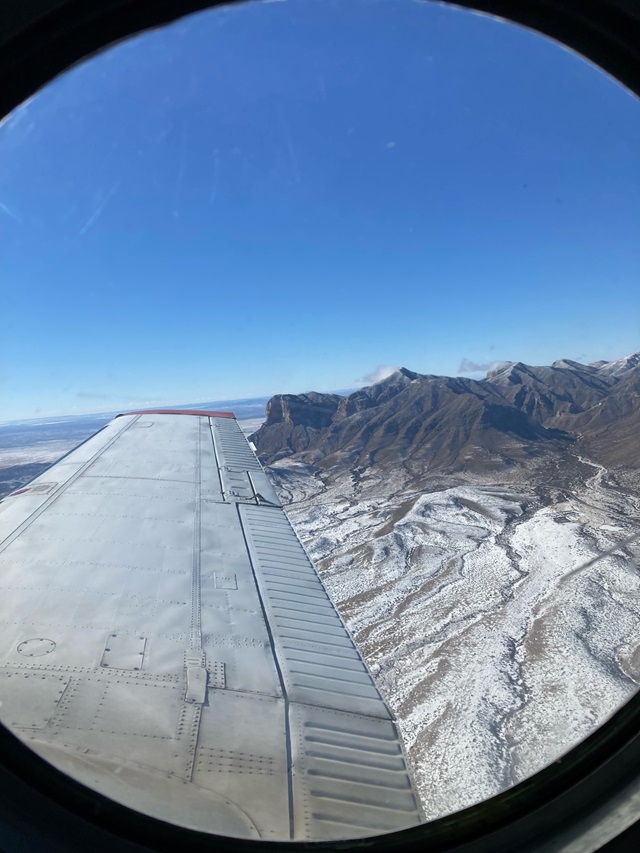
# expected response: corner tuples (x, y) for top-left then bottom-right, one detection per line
(270, 458), (640, 818)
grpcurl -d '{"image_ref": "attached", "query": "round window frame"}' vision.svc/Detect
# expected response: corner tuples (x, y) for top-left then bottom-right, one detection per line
(1, 1), (640, 851)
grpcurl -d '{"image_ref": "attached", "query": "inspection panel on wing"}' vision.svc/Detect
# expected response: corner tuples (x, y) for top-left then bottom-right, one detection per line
(0, 410), (423, 841)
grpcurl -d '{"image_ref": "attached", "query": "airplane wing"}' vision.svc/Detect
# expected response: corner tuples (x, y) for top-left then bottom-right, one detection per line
(0, 410), (423, 841)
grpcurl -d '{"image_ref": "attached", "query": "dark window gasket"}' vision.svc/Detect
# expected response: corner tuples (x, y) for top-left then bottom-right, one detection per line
(1, 0), (640, 119)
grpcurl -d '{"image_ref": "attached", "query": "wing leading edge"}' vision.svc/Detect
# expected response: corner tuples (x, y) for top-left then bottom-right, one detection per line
(0, 411), (423, 841)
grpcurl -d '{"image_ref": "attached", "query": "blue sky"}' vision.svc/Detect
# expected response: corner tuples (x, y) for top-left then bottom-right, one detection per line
(1, 0), (639, 421)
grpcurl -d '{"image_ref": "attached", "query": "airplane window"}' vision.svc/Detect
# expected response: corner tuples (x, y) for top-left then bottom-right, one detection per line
(1, 0), (639, 843)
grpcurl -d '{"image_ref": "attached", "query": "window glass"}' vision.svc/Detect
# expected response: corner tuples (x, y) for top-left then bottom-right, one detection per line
(1, 0), (639, 841)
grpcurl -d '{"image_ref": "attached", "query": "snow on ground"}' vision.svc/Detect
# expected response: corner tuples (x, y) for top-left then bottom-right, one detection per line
(269, 458), (640, 820)
(0, 443), (78, 467)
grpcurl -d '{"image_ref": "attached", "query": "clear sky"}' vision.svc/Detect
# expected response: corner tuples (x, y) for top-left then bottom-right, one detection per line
(1, 0), (639, 421)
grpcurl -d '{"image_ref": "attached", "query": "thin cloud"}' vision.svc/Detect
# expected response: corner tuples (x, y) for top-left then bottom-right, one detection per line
(458, 358), (493, 373)
(362, 365), (399, 384)
(76, 391), (116, 399)
(76, 391), (147, 401)
(458, 358), (511, 375)
(0, 201), (22, 224)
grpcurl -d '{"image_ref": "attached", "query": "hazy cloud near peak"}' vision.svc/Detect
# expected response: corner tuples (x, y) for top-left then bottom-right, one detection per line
(457, 358), (511, 375)
(458, 358), (493, 374)
(362, 365), (399, 385)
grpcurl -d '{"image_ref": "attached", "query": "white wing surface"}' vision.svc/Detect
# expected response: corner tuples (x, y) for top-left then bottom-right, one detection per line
(0, 410), (423, 841)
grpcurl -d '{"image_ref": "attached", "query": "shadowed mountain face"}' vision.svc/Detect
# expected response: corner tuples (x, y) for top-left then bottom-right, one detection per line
(251, 356), (640, 473)
(255, 392), (343, 460)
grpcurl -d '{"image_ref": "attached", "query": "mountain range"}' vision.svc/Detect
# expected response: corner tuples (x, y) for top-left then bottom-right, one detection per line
(251, 353), (640, 474)
(250, 352), (640, 818)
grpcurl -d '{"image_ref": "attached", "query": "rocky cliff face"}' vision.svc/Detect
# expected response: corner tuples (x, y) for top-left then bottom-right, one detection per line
(254, 391), (342, 462)
(251, 354), (640, 473)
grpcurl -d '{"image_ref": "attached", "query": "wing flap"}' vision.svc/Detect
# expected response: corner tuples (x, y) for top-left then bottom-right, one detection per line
(290, 703), (422, 839)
